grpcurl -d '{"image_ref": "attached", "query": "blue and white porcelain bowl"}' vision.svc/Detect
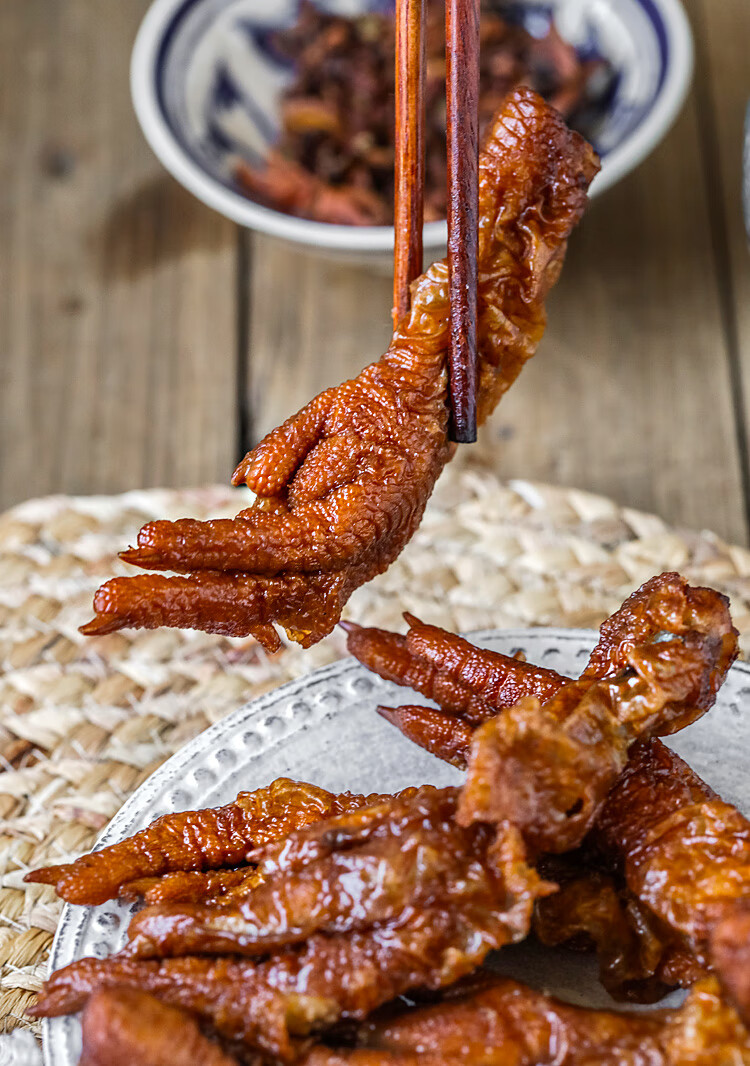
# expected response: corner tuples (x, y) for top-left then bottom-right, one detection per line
(131, 0), (693, 257)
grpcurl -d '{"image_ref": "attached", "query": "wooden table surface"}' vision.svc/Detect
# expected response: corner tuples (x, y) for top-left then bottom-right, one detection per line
(2, 1), (749, 546)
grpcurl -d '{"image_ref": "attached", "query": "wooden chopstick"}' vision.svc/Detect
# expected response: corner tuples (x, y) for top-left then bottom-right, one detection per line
(445, 0), (480, 442)
(392, 0), (480, 442)
(392, 0), (426, 327)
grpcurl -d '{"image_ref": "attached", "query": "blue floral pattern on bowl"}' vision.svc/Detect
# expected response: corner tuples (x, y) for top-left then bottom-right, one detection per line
(132, 0), (692, 251)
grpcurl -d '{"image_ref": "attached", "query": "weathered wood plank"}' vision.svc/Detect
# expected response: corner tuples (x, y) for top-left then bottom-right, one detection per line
(690, 0), (750, 531)
(6, 0), (745, 547)
(245, 236), (393, 443)
(0, 0), (238, 512)
(471, 86), (748, 546)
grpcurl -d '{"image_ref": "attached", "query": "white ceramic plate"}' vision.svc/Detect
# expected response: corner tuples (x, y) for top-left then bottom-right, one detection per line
(43, 628), (750, 1066)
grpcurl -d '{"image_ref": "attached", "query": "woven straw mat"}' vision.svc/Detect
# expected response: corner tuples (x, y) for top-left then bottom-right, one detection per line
(3, 462), (750, 1040)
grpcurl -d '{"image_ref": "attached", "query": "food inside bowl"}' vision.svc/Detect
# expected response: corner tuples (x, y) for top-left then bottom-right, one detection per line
(234, 0), (613, 225)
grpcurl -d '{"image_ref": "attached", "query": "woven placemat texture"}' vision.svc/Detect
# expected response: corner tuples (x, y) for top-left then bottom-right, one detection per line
(3, 462), (750, 1037)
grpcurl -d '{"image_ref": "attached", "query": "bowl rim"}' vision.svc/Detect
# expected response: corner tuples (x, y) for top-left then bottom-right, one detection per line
(130, 0), (694, 251)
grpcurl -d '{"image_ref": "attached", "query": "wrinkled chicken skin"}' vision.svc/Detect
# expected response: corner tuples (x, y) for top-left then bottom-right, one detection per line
(533, 856), (705, 1001)
(124, 787), (549, 961)
(120, 867), (263, 906)
(580, 578), (738, 685)
(79, 988), (240, 1066)
(33, 931), (509, 1061)
(458, 621), (735, 855)
(593, 738), (750, 1024)
(315, 976), (750, 1066)
(346, 575), (737, 739)
(80, 89), (599, 648)
(31, 954), (306, 1059)
(26, 779), (409, 905)
(349, 576), (742, 998)
(32, 815), (545, 1060)
(350, 578), (736, 864)
(116, 809), (689, 1002)
(403, 614), (566, 715)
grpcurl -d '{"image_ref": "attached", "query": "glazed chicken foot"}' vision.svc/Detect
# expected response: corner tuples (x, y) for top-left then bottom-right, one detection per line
(26, 778), (415, 906)
(76, 974), (750, 1066)
(32, 788), (547, 1060)
(31, 581), (739, 1057)
(78, 989), (242, 1066)
(301, 975), (750, 1066)
(80, 88), (599, 649)
(348, 573), (750, 1011)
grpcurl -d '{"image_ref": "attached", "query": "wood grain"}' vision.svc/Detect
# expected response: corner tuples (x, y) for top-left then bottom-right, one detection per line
(462, 87), (748, 547)
(689, 0), (750, 530)
(0, 0), (238, 511)
(244, 235), (393, 445)
(2, 0), (749, 552)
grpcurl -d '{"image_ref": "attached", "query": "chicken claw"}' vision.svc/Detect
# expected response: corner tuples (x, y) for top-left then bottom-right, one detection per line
(593, 737), (750, 1024)
(26, 778), (409, 905)
(458, 626), (735, 855)
(377, 704), (473, 768)
(32, 789), (549, 1060)
(350, 575), (747, 1005)
(346, 615), (564, 723)
(342, 620), (495, 720)
(81, 88), (599, 649)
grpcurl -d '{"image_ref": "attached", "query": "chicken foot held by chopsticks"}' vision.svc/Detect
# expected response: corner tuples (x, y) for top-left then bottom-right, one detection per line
(81, 89), (599, 648)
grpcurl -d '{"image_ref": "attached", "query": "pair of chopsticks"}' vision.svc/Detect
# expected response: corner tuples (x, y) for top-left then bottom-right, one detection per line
(392, 0), (480, 444)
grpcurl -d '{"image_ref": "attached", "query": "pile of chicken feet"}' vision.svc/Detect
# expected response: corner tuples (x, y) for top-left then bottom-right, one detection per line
(28, 572), (750, 1063)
